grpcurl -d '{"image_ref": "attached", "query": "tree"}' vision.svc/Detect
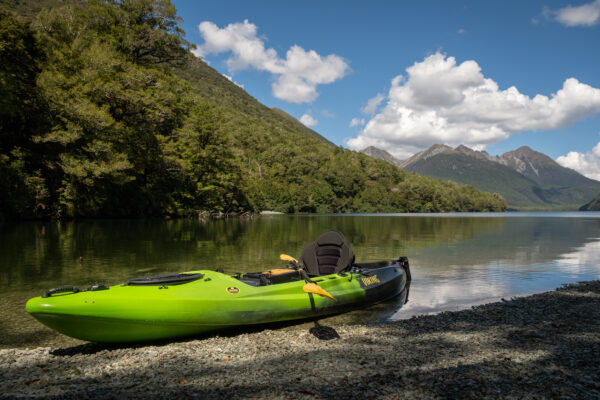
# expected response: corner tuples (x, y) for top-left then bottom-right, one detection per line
(161, 104), (248, 214)
(32, 1), (193, 216)
(103, 0), (192, 65)
(0, 11), (49, 218)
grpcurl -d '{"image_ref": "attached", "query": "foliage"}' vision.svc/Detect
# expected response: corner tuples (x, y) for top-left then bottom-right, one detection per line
(0, 0), (506, 219)
(0, 11), (49, 218)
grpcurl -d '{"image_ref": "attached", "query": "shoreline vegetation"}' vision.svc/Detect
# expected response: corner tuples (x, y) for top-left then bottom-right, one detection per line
(1, 0), (506, 222)
(2, 281), (599, 398)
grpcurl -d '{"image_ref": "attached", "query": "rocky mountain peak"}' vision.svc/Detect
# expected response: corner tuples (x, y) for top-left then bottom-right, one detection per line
(502, 146), (554, 165)
(497, 146), (593, 186)
(394, 144), (453, 168)
(420, 144), (453, 159)
(454, 145), (497, 163)
(360, 146), (403, 167)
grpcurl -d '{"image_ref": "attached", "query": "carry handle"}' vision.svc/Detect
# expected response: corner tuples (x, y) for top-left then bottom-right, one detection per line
(42, 285), (80, 298)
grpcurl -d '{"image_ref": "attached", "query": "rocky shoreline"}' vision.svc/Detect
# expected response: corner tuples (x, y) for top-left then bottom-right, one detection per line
(1, 281), (600, 399)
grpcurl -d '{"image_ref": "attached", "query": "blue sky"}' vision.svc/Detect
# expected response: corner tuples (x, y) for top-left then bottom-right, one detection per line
(173, 0), (600, 179)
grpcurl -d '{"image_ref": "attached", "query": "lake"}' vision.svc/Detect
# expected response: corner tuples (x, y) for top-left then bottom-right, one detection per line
(2, 212), (600, 349)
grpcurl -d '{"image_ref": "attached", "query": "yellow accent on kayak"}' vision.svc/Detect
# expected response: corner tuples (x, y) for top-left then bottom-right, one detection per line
(303, 282), (337, 302)
(279, 254), (298, 263)
(262, 269), (296, 276)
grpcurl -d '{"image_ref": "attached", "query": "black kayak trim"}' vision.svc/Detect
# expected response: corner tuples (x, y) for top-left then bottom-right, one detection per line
(124, 273), (205, 286)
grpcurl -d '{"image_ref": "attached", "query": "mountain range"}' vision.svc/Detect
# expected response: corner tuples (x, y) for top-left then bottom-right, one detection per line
(361, 144), (600, 210)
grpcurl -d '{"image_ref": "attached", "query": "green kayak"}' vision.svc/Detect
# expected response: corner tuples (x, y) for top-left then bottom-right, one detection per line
(26, 231), (410, 343)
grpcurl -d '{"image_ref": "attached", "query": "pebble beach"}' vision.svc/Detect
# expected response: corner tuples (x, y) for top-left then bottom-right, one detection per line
(1, 281), (600, 399)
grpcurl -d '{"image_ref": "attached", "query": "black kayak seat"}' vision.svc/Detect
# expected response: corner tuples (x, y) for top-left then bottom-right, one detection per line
(300, 231), (355, 276)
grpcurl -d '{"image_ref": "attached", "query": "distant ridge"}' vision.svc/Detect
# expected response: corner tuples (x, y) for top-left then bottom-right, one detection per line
(399, 144), (455, 168)
(362, 144), (600, 210)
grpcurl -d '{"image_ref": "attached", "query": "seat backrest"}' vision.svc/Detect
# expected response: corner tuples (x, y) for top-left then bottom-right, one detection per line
(300, 231), (355, 276)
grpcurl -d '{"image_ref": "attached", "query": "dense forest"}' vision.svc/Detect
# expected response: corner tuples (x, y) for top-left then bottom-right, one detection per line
(0, 0), (507, 219)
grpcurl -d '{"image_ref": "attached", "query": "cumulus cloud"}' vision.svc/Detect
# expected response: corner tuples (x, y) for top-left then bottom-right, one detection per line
(194, 20), (349, 103)
(300, 113), (318, 127)
(556, 141), (600, 180)
(361, 93), (385, 115)
(545, 0), (600, 27)
(346, 52), (600, 159)
(349, 118), (365, 128)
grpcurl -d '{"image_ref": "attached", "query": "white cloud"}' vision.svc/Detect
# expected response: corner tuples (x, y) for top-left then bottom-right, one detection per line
(300, 113), (318, 127)
(556, 141), (600, 180)
(546, 0), (600, 27)
(349, 118), (365, 128)
(350, 118), (365, 127)
(347, 52), (600, 159)
(361, 93), (385, 115)
(194, 20), (349, 103)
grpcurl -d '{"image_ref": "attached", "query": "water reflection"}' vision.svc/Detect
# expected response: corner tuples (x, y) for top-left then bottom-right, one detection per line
(395, 215), (600, 319)
(557, 239), (600, 274)
(1, 212), (600, 348)
(0, 215), (507, 289)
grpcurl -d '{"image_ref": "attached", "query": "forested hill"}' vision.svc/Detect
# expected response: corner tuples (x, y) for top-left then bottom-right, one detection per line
(0, 0), (506, 219)
(580, 194), (600, 211)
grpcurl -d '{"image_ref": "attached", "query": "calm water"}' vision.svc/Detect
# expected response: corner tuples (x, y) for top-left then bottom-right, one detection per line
(2, 212), (600, 348)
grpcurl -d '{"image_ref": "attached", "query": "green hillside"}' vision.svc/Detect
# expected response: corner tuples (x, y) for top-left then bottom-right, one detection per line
(0, 0), (77, 19)
(175, 57), (335, 146)
(0, 0), (506, 219)
(270, 107), (334, 145)
(177, 55), (506, 214)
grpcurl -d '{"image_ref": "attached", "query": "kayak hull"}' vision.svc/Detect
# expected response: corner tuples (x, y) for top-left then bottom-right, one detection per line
(26, 260), (409, 343)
